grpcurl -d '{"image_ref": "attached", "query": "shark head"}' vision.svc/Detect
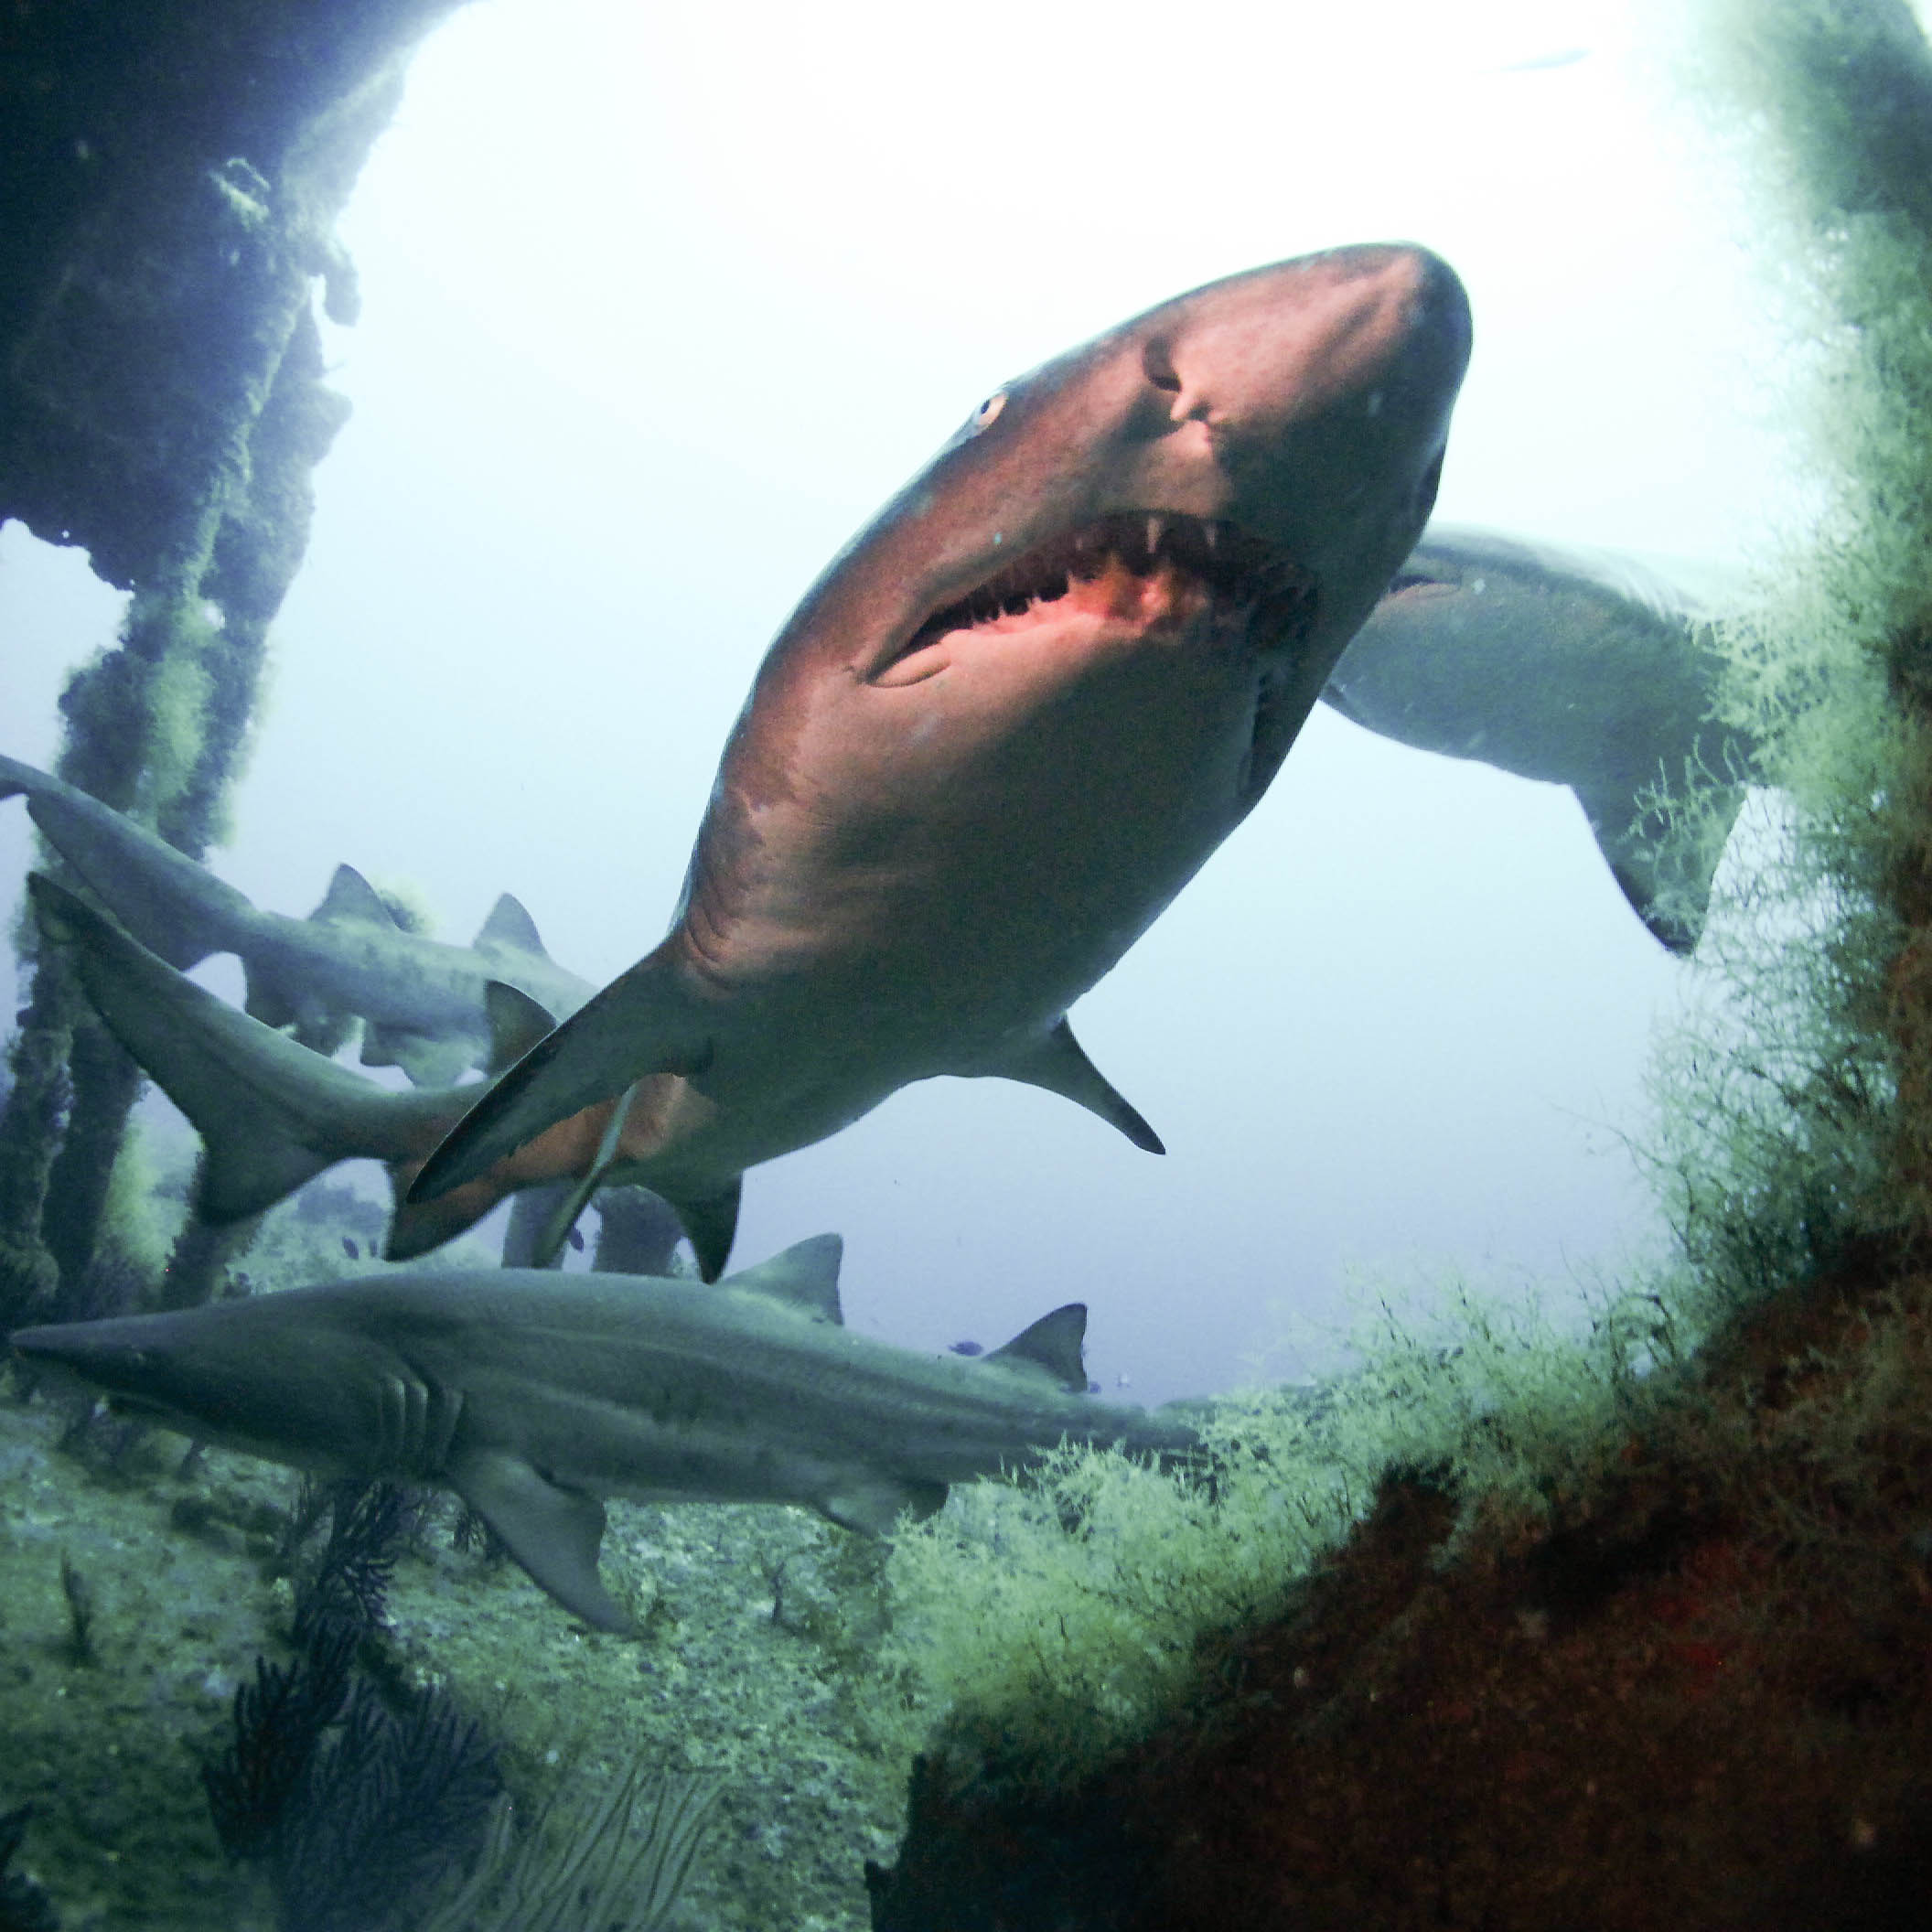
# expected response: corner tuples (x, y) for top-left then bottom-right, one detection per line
(10, 1302), (415, 1476)
(737, 243), (1470, 814)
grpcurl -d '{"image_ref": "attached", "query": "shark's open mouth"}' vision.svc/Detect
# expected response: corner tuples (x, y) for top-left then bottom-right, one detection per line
(875, 513), (1318, 687)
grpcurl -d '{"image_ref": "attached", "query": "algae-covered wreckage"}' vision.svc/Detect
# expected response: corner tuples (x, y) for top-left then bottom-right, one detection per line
(5, 0), (1932, 1927)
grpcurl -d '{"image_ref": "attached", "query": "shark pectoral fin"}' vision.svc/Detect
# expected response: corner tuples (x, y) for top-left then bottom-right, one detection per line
(987, 1304), (1089, 1392)
(484, 982), (557, 1075)
(474, 893), (552, 961)
(448, 1448), (630, 1633)
(309, 863), (396, 928)
(660, 1178), (742, 1283)
(408, 948), (709, 1203)
(819, 1476), (949, 1536)
(982, 1019), (1165, 1154)
(724, 1233), (844, 1323)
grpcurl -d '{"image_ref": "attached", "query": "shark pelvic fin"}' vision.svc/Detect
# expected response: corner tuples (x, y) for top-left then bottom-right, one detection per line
(987, 1303), (1089, 1392)
(360, 1025), (476, 1089)
(483, 981), (557, 1075)
(724, 1233), (844, 1324)
(408, 947), (712, 1204)
(662, 1177), (742, 1283)
(447, 1446), (629, 1633)
(818, 1475), (949, 1536)
(309, 864), (397, 928)
(474, 892), (552, 959)
(982, 1018), (1165, 1154)
(531, 1082), (639, 1268)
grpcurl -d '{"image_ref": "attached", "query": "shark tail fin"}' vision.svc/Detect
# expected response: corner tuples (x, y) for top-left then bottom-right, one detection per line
(11, 764), (255, 971)
(27, 875), (435, 1223)
(408, 946), (711, 1204)
(981, 1019), (1165, 1154)
(1575, 778), (1747, 958)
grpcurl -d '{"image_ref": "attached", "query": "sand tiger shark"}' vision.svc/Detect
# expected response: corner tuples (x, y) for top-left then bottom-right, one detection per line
(8, 1235), (1200, 1631)
(27, 873), (579, 1259)
(0, 751), (594, 1086)
(399, 244), (1472, 1275)
(1324, 524), (1756, 953)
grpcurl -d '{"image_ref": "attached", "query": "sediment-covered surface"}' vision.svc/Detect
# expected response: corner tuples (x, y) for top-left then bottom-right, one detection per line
(867, 1250), (1932, 1930)
(0, 1388), (906, 1930)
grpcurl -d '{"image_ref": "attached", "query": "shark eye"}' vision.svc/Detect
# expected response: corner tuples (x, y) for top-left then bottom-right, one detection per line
(966, 391), (1007, 436)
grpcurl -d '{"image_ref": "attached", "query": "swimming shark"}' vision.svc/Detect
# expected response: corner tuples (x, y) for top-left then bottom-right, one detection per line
(25, 873), (542, 1254)
(0, 751), (594, 1085)
(1325, 524), (1755, 953)
(7, 1235), (1200, 1631)
(406, 244), (1472, 1274)
(27, 871), (692, 1269)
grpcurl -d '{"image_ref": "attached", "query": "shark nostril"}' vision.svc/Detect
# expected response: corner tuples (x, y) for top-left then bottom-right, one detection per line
(1142, 338), (1182, 393)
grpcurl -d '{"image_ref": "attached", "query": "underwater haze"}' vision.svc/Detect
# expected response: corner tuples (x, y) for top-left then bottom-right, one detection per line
(0, 0), (1795, 1403)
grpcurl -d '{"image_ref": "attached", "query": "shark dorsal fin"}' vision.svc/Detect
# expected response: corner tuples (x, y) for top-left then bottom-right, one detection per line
(309, 864), (395, 929)
(724, 1233), (844, 1324)
(986, 1303), (1088, 1391)
(475, 892), (551, 959)
(981, 1019), (1165, 1154)
(485, 981), (558, 1075)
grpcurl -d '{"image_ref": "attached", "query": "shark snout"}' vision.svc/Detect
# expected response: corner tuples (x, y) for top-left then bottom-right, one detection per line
(13, 1319), (147, 1379)
(1146, 244), (1469, 446)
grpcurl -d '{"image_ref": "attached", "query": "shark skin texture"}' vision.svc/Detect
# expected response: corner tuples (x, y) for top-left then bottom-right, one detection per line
(1326, 524), (1757, 954)
(406, 244), (1473, 1277)
(8, 1235), (1202, 1632)
(0, 750), (595, 1085)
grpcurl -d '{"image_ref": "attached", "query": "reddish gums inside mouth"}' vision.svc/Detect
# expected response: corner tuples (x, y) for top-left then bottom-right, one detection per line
(875, 512), (1317, 684)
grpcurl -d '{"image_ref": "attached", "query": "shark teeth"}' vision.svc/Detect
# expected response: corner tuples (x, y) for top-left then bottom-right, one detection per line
(888, 513), (1318, 671)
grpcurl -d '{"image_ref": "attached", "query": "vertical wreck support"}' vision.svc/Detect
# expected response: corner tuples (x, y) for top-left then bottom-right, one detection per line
(0, 0), (468, 1323)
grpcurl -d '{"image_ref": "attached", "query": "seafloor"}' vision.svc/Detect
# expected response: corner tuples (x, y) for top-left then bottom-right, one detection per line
(0, 1379), (907, 1929)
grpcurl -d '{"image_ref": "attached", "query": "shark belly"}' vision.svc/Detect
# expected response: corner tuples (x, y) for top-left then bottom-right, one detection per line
(681, 609), (1272, 1110)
